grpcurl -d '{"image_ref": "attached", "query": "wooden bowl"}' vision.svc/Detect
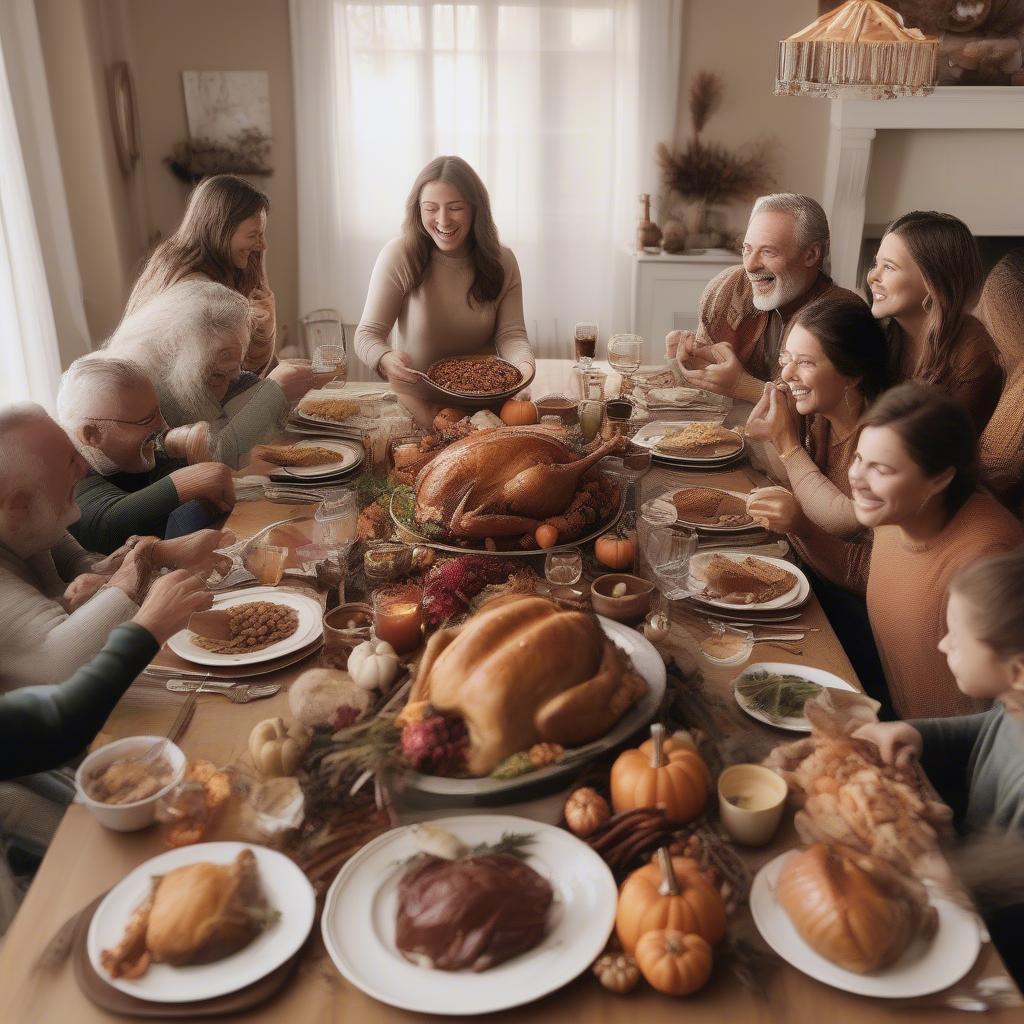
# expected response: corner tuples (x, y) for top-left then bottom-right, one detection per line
(590, 573), (655, 625)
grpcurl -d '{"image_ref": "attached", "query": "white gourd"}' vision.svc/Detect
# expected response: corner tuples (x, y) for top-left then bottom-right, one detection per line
(248, 717), (311, 777)
(347, 639), (401, 692)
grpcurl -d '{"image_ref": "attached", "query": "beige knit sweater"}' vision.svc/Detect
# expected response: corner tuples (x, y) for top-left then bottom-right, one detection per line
(867, 491), (1023, 719)
(355, 238), (534, 377)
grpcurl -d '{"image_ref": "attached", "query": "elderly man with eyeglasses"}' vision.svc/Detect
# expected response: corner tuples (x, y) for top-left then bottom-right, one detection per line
(58, 355), (235, 554)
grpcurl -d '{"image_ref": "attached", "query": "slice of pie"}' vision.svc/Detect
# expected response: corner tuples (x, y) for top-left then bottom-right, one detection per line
(655, 423), (740, 456)
(701, 554), (797, 605)
(297, 397), (361, 423)
(254, 443), (341, 467)
(671, 487), (753, 527)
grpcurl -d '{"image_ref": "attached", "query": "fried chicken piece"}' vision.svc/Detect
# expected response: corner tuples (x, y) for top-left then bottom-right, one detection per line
(297, 397), (360, 423)
(253, 444), (341, 467)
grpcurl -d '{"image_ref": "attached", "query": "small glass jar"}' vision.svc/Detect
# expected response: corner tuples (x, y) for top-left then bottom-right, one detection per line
(372, 584), (424, 655)
(314, 489), (358, 548)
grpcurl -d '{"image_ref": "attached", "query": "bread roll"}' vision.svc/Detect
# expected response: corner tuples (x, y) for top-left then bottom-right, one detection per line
(776, 843), (937, 973)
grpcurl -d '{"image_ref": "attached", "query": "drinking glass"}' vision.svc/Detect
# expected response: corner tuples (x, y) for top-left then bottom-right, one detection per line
(301, 309), (347, 383)
(312, 344), (347, 382)
(372, 584), (424, 654)
(608, 333), (643, 396)
(246, 542), (287, 586)
(544, 549), (583, 587)
(314, 489), (358, 549)
(578, 399), (604, 443)
(643, 525), (698, 601)
(573, 322), (599, 370)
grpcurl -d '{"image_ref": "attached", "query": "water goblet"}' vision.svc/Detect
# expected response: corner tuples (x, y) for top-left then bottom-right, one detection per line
(608, 333), (643, 396)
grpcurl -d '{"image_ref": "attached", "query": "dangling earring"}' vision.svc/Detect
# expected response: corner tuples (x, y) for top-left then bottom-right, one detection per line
(922, 293), (933, 314)
(843, 385), (853, 413)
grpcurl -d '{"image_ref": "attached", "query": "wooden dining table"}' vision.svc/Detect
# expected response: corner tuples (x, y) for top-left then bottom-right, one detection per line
(0, 361), (1018, 1023)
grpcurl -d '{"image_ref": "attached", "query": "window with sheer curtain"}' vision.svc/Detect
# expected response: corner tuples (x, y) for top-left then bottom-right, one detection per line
(291, 0), (681, 367)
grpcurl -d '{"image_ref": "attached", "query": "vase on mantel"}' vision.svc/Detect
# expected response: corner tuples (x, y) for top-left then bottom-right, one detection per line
(683, 197), (709, 236)
(635, 193), (662, 252)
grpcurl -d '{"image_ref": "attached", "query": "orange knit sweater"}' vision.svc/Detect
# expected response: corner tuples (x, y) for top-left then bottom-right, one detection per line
(867, 491), (1023, 719)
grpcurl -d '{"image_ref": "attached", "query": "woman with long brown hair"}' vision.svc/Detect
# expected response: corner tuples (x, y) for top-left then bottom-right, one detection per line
(354, 155), (534, 424)
(126, 174), (277, 374)
(866, 210), (1003, 431)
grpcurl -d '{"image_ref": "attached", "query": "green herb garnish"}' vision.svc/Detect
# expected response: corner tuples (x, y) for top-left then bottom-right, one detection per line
(736, 670), (823, 722)
(469, 831), (536, 860)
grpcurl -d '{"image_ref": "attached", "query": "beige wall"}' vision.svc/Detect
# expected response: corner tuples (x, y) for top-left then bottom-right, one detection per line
(676, 0), (828, 239)
(37, 0), (298, 357)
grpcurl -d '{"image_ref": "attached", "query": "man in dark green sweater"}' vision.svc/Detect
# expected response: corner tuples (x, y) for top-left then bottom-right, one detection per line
(58, 355), (235, 554)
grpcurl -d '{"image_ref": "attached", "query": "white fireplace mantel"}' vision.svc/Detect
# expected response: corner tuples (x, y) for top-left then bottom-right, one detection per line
(823, 86), (1024, 290)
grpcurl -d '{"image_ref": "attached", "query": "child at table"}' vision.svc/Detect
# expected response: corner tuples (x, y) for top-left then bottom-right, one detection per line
(853, 549), (1024, 986)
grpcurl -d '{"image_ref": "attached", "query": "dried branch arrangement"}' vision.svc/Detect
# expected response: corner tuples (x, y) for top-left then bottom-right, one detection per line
(165, 127), (273, 185)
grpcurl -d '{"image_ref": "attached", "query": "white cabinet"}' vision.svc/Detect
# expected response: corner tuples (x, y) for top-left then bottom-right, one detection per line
(626, 248), (740, 362)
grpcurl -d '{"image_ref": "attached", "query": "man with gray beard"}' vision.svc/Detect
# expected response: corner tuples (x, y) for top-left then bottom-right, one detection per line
(0, 404), (228, 689)
(58, 355), (235, 554)
(666, 194), (864, 403)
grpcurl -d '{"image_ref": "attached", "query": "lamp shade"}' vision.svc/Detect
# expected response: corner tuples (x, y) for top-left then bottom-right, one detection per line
(775, 0), (938, 99)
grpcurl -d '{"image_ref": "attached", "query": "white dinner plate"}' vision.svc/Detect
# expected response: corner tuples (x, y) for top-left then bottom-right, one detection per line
(732, 662), (858, 732)
(646, 487), (757, 533)
(403, 615), (666, 799)
(274, 438), (363, 479)
(166, 587), (324, 667)
(87, 842), (316, 1004)
(750, 850), (981, 998)
(632, 420), (745, 463)
(687, 552), (809, 611)
(321, 815), (617, 1015)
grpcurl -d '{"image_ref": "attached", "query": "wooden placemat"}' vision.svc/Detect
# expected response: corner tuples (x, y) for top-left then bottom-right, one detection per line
(72, 894), (303, 1018)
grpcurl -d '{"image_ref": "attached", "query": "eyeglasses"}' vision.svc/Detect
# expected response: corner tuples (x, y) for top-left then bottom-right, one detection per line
(85, 409), (162, 428)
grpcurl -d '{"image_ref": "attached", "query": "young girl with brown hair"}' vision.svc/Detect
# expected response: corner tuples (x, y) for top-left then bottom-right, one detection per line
(354, 156), (534, 424)
(126, 174), (277, 374)
(866, 211), (1003, 431)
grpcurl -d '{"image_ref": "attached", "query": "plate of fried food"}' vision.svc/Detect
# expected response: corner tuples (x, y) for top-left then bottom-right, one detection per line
(658, 485), (757, 532)
(751, 845), (980, 998)
(254, 439), (364, 480)
(166, 587), (324, 666)
(632, 420), (744, 465)
(687, 552), (808, 610)
(424, 355), (534, 403)
(294, 394), (363, 427)
(321, 816), (617, 1015)
(89, 841), (316, 1003)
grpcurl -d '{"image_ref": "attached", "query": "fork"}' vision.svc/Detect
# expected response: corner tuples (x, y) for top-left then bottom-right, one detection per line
(165, 680), (280, 703)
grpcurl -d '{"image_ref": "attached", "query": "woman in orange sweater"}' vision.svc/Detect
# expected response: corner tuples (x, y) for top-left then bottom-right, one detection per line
(849, 383), (1023, 719)
(866, 211), (1002, 432)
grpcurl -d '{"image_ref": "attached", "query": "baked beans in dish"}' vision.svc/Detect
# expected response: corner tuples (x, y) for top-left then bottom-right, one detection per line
(427, 357), (522, 395)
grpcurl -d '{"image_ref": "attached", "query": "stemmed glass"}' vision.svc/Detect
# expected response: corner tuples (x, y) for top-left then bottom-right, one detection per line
(574, 322), (599, 371)
(608, 333), (643, 397)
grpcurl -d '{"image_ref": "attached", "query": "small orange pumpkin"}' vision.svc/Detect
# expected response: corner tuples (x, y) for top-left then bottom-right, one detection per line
(610, 723), (709, 824)
(615, 847), (726, 953)
(564, 787), (610, 838)
(535, 524), (559, 549)
(595, 532), (635, 570)
(635, 929), (713, 996)
(500, 399), (538, 426)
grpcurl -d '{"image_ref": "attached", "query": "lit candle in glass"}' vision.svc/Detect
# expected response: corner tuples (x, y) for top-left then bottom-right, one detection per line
(372, 584), (423, 654)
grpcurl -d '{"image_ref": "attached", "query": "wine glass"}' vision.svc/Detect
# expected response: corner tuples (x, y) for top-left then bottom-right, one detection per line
(544, 549), (583, 588)
(643, 525), (697, 601)
(608, 333), (643, 397)
(574, 322), (599, 370)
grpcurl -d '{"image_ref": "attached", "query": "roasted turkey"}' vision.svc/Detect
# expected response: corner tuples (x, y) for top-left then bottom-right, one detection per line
(413, 428), (622, 539)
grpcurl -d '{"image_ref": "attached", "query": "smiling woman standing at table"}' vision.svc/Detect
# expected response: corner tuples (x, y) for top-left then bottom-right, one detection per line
(354, 156), (535, 425)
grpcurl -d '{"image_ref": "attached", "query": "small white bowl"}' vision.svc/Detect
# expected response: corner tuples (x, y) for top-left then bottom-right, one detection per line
(75, 736), (186, 832)
(699, 625), (754, 666)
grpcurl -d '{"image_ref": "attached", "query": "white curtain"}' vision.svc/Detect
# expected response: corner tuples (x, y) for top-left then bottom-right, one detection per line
(291, 0), (682, 369)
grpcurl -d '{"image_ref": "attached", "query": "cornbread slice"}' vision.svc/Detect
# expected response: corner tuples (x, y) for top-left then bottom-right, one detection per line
(298, 397), (361, 423)
(671, 487), (753, 527)
(702, 554), (797, 605)
(655, 423), (740, 456)
(254, 443), (341, 467)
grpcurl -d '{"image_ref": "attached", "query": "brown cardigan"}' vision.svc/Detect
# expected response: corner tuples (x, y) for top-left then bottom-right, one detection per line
(694, 266), (864, 403)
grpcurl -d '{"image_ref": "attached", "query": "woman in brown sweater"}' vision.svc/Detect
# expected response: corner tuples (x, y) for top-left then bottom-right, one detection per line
(744, 297), (892, 708)
(849, 383), (1023, 719)
(866, 211), (1003, 432)
(978, 249), (1024, 516)
(355, 156), (534, 425)
(126, 175), (277, 374)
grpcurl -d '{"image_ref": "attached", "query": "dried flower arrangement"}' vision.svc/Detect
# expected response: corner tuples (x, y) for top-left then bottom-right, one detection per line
(165, 127), (273, 185)
(656, 71), (776, 245)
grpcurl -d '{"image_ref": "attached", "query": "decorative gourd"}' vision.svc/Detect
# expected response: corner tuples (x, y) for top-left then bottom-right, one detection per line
(535, 524), (559, 549)
(564, 787), (611, 838)
(610, 723), (709, 824)
(347, 639), (401, 692)
(499, 398), (538, 426)
(635, 929), (713, 996)
(593, 952), (641, 994)
(615, 847), (727, 953)
(595, 532), (635, 570)
(248, 717), (311, 778)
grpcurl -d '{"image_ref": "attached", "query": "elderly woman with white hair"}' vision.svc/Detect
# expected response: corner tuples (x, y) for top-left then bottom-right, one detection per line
(666, 193), (864, 402)
(106, 279), (321, 468)
(58, 355), (237, 554)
